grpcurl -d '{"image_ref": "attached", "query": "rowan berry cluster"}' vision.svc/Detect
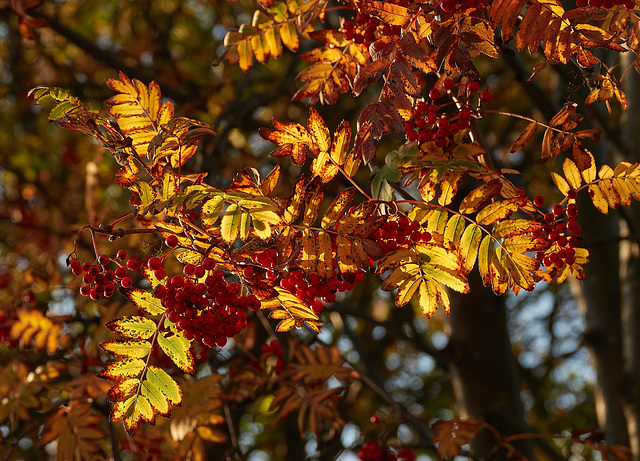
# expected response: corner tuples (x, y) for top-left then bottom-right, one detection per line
(155, 258), (254, 349)
(357, 441), (416, 461)
(370, 216), (431, 256)
(70, 251), (126, 301)
(405, 79), (493, 148)
(576, 0), (635, 9)
(343, 0), (409, 45)
(532, 194), (581, 269)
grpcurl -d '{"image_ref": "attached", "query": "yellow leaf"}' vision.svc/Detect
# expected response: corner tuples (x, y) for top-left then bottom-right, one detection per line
(459, 223), (482, 273)
(146, 366), (182, 406)
(221, 203), (241, 243)
(395, 274), (422, 306)
(589, 184), (609, 213)
(157, 332), (194, 373)
(476, 198), (524, 226)
(321, 188), (354, 229)
(101, 339), (151, 359)
(107, 316), (157, 339)
(98, 359), (146, 382)
(141, 379), (170, 416)
(459, 179), (502, 214)
(123, 290), (165, 316)
(562, 158), (582, 190)
(550, 172), (570, 196)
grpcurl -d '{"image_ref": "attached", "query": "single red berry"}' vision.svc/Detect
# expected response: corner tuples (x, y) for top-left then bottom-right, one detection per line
(429, 88), (441, 100)
(116, 249), (127, 260)
(311, 300), (324, 313)
(126, 258), (140, 271)
(121, 276), (133, 288)
(202, 258), (215, 270)
(98, 254), (110, 266)
(544, 212), (555, 223)
(80, 285), (91, 296)
(148, 256), (162, 270)
(552, 204), (564, 216)
(443, 78), (455, 90)
(165, 235), (179, 248)
(370, 414), (381, 424)
(154, 268), (167, 280)
(90, 289), (101, 301)
(533, 195), (544, 207)
(568, 189), (577, 199)
(480, 90), (493, 103)
(467, 81), (480, 93)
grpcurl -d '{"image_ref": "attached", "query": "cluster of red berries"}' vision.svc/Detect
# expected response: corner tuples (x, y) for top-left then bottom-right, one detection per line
(532, 194), (581, 269)
(370, 216), (431, 256)
(154, 258), (255, 349)
(70, 250), (132, 301)
(343, 0), (409, 45)
(576, 0), (635, 9)
(357, 441), (415, 461)
(438, 0), (489, 14)
(405, 80), (493, 148)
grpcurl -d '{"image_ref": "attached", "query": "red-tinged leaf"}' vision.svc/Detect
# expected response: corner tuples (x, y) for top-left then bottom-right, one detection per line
(353, 121), (376, 164)
(459, 179), (502, 214)
(308, 108), (330, 153)
(321, 188), (355, 229)
(330, 120), (351, 165)
(353, 57), (391, 96)
(259, 119), (312, 166)
(302, 177), (325, 227)
(510, 122), (537, 152)
(362, 1), (411, 26)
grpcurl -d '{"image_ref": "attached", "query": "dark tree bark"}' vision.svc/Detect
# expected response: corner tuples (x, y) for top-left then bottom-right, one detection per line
(447, 271), (532, 460)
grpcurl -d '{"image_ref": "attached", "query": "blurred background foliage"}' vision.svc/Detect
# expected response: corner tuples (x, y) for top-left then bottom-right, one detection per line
(0, 0), (604, 460)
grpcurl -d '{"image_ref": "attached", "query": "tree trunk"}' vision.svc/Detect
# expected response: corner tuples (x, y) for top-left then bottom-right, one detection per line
(447, 271), (532, 459)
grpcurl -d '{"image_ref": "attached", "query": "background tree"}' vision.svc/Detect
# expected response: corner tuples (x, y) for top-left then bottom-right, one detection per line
(1, 0), (640, 460)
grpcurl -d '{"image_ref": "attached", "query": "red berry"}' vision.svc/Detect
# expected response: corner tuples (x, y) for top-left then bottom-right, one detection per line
(552, 204), (564, 216)
(126, 258), (140, 271)
(165, 235), (179, 248)
(443, 78), (455, 90)
(98, 254), (110, 266)
(480, 90), (493, 103)
(544, 213), (555, 223)
(467, 81), (480, 93)
(90, 289), (101, 301)
(148, 256), (162, 270)
(202, 258), (215, 270)
(370, 414), (381, 424)
(121, 276), (133, 288)
(154, 268), (167, 280)
(568, 189), (577, 199)
(80, 285), (91, 296)
(116, 249), (127, 260)
(429, 88), (441, 100)
(533, 195), (544, 207)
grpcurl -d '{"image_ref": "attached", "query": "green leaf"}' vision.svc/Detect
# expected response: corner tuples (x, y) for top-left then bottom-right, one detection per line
(202, 195), (225, 227)
(146, 366), (182, 405)
(141, 378), (170, 416)
(157, 331), (194, 373)
(107, 316), (157, 339)
(101, 339), (151, 359)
